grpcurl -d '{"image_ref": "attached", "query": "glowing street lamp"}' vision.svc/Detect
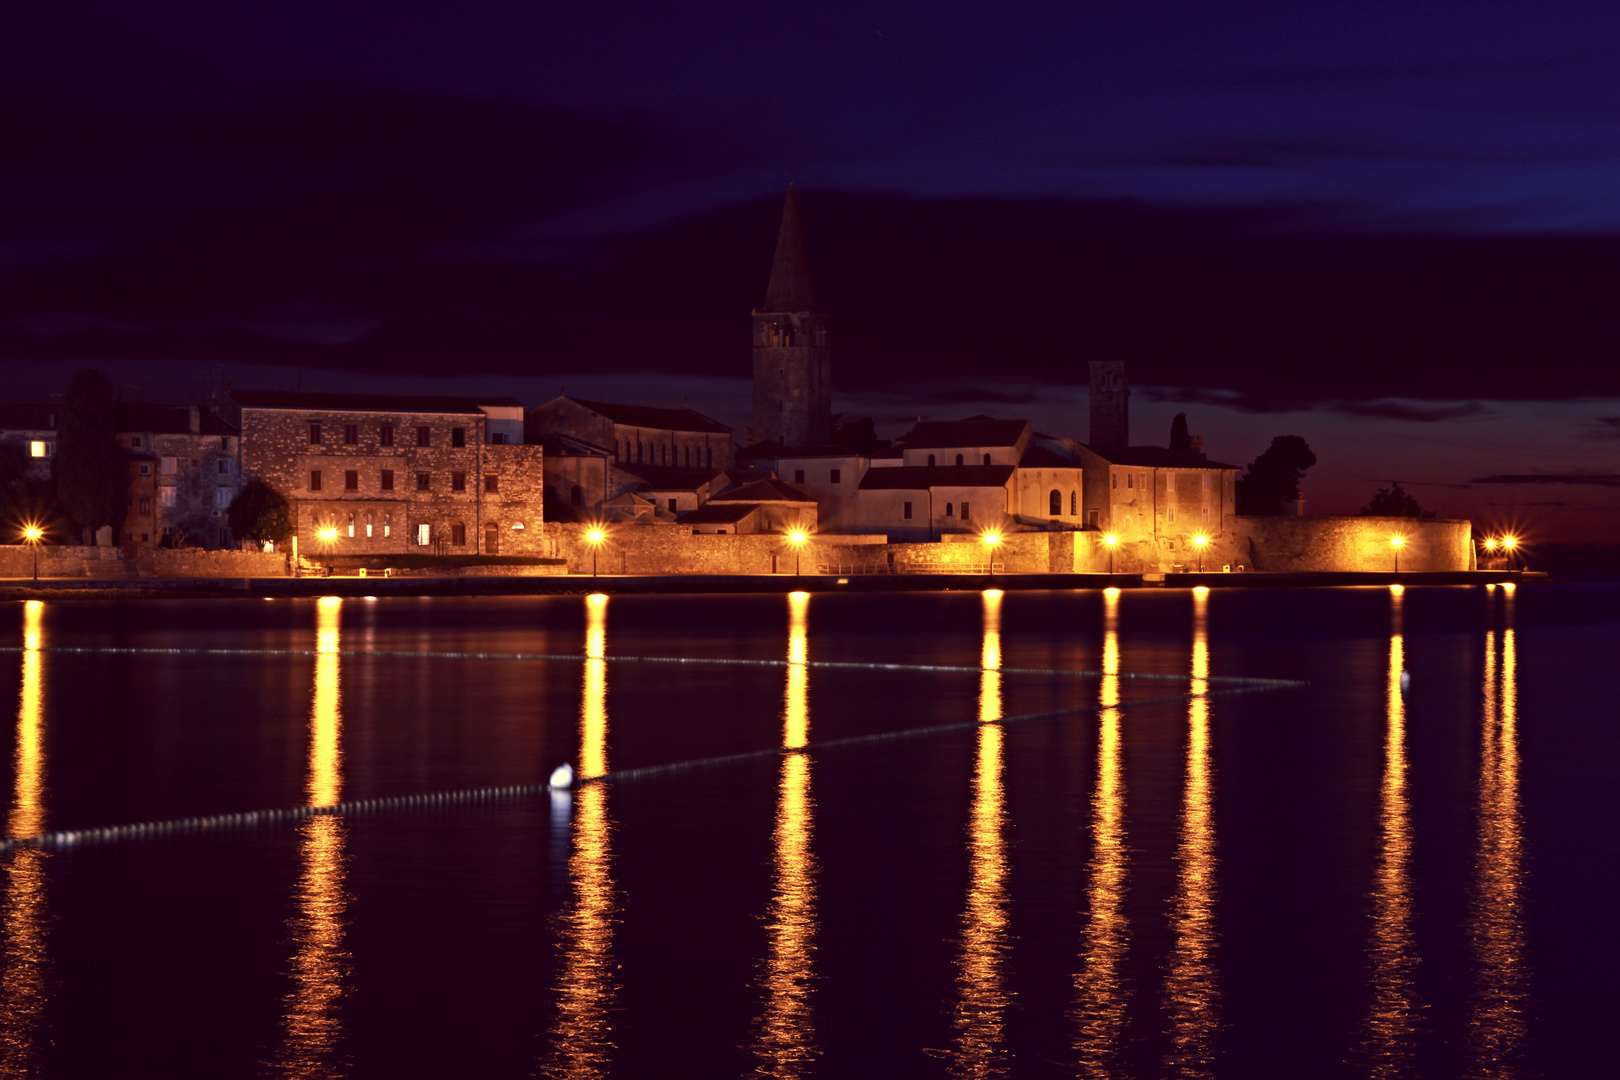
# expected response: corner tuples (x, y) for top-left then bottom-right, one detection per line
(1389, 534), (1405, 573)
(785, 527), (809, 575)
(1501, 534), (1519, 570)
(980, 529), (1002, 578)
(585, 526), (607, 577)
(21, 523), (44, 581)
(315, 524), (340, 576)
(1103, 532), (1119, 574)
(1191, 532), (1210, 573)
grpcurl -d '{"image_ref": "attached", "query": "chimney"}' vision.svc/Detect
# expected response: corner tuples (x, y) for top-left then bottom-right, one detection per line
(1189, 434), (1204, 457)
(188, 405), (201, 434)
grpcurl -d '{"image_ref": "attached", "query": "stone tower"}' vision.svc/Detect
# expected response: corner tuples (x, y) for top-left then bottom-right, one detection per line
(752, 184), (831, 447)
(1088, 360), (1129, 450)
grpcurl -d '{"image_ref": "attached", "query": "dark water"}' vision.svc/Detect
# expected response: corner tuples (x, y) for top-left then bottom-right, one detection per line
(0, 584), (1615, 1079)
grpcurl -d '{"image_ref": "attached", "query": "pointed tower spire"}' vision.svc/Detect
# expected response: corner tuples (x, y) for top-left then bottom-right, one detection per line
(764, 184), (818, 311)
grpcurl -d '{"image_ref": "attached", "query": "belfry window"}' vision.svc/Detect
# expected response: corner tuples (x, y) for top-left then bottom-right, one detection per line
(956, 454), (964, 466)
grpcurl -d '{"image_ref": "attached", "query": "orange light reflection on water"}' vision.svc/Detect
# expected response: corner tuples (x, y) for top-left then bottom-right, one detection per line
(1073, 588), (1129, 1078)
(1164, 587), (1219, 1078)
(0, 601), (49, 1078)
(947, 589), (1011, 1079)
(543, 593), (619, 1080)
(748, 590), (819, 1077)
(1468, 588), (1526, 1076)
(275, 596), (351, 1079)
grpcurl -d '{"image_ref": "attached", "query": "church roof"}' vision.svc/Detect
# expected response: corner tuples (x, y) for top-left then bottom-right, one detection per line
(898, 418), (1030, 450)
(763, 184), (818, 312)
(232, 389), (519, 414)
(564, 397), (732, 435)
(1078, 443), (1240, 470)
(711, 477), (816, 503)
(859, 465), (1016, 491)
(616, 463), (728, 491)
(683, 502), (761, 525)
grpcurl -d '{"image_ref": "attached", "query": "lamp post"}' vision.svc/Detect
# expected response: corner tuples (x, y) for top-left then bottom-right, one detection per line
(1501, 534), (1518, 571)
(1390, 534), (1405, 573)
(22, 524), (43, 580)
(1192, 533), (1210, 573)
(1103, 532), (1119, 574)
(981, 529), (1002, 578)
(585, 526), (606, 577)
(317, 525), (339, 576)
(786, 528), (809, 576)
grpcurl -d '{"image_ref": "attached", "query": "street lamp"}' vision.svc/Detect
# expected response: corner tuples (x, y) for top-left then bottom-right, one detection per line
(21, 523), (43, 581)
(786, 528), (809, 575)
(1103, 532), (1119, 574)
(585, 526), (606, 577)
(1191, 533), (1210, 573)
(980, 529), (1002, 578)
(1501, 534), (1519, 570)
(316, 525), (339, 576)
(1389, 534), (1405, 573)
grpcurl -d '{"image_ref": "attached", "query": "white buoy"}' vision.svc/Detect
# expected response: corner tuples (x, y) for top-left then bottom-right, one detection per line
(1400, 670), (1411, 694)
(549, 763), (576, 790)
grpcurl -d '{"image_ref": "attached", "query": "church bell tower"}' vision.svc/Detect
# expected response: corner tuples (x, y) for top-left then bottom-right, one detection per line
(1088, 360), (1129, 450)
(752, 184), (831, 447)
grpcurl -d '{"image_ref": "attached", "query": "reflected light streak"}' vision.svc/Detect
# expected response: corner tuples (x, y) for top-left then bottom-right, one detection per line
(0, 602), (48, 1078)
(949, 590), (1011, 1078)
(544, 594), (619, 1079)
(1468, 590), (1527, 1077)
(275, 596), (351, 1079)
(749, 591), (819, 1077)
(1073, 589), (1129, 1078)
(1357, 586), (1421, 1077)
(1164, 588), (1219, 1078)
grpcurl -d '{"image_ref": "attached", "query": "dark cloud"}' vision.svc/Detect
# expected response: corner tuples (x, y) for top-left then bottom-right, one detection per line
(1333, 400), (1488, 422)
(1473, 474), (1620, 488)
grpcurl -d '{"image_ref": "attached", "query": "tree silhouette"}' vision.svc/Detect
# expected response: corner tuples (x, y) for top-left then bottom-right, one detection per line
(51, 369), (122, 543)
(1360, 483), (1434, 519)
(1236, 435), (1316, 515)
(1169, 412), (1191, 454)
(226, 481), (292, 545)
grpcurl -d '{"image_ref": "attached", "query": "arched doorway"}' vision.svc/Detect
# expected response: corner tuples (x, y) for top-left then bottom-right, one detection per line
(485, 522), (500, 554)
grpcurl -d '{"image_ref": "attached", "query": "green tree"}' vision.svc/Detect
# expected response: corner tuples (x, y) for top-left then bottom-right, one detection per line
(1236, 435), (1317, 515)
(51, 369), (122, 542)
(1360, 483), (1434, 519)
(1169, 412), (1191, 454)
(227, 481), (293, 545)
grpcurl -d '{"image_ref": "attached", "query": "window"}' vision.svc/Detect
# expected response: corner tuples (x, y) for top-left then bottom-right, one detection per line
(452, 427), (466, 448)
(221, 437), (231, 451)
(309, 423), (321, 444)
(416, 426), (431, 447)
(662, 444), (668, 465)
(28, 440), (48, 458)
(450, 521), (467, 546)
(962, 502), (971, 520)
(131, 436), (143, 449)
(491, 432), (507, 445)
(365, 517), (374, 538)
(138, 463), (151, 475)
(343, 424), (358, 445)
(381, 469), (395, 491)
(1127, 474), (1134, 489)
(379, 424), (394, 446)
(1202, 473), (1212, 491)
(983, 454), (991, 466)
(1050, 489), (1062, 515)
(161, 456), (177, 474)
(383, 515), (391, 538)
(417, 522), (431, 546)
(1071, 491), (1078, 516)
(160, 487), (177, 508)
(707, 447), (714, 469)
(1168, 506), (1176, 523)
(830, 468), (841, 484)
(310, 470), (322, 491)
(451, 471), (467, 492)
(138, 497), (151, 515)
(416, 471), (431, 491)
(684, 446), (691, 466)
(219, 526), (229, 547)
(216, 459), (233, 474)
(946, 502), (954, 518)
(794, 469), (805, 484)
(1112, 473), (1118, 490)
(927, 454), (936, 466)
(1088, 509), (1100, 527)
(637, 441), (644, 464)
(668, 498), (677, 513)
(903, 501), (913, 519)
(215, 489), (231, 509)
(956, 454), (964, 466)
(484, 474), (499, 493)
(347, 515), (355, 538)
(1202, 506), (1210, 525)
(345, 470), (359, 491)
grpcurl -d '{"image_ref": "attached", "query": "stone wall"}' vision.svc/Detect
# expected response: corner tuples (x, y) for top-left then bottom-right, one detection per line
(1227, 515), (1472, 572)
(0, 546), (287, 578)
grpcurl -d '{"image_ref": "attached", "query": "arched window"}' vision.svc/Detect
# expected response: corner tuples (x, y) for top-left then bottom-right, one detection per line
(983, 453), (991, 466)
(450, 521), (467, 546)
(927, 454), (936, 466)
(637, 440), (643, 464)
(570, 485), (583, 507)
(707, 446), (714, 468)
(956, 454), (964, 466)
(946, 502), (954, 518)
(685, 446), (691, 467)
(1070, 491), (1078, 516)
(484, 521), (500, 554)
(1049, 489), (1062, 516)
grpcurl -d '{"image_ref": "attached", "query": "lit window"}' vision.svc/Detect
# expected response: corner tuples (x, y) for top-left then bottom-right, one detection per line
(417, 523), (431, 546)
(159, 488), (177, 508)
(28, 440), (47, 458)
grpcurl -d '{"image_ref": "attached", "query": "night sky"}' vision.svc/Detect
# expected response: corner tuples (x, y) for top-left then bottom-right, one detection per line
(3, 2), (1618, 540)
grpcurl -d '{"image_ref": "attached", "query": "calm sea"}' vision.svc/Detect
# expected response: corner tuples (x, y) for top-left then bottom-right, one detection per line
(0, 585), (1614, 1078)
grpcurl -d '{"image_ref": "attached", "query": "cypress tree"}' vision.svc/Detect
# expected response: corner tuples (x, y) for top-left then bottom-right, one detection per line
(1169, 412), (1191, 454)
(51, 369), (122, 543)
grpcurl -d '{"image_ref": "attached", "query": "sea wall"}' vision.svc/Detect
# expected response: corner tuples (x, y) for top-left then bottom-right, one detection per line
(1227, 515), (1472, 573)
(0, 546), (289, 579)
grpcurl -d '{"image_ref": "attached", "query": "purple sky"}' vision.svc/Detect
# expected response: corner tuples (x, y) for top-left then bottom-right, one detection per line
(3, 2), (1617, 540)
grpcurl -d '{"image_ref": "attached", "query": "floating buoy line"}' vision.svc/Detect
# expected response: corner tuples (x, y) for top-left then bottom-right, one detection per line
(0, 679), (1299, 853)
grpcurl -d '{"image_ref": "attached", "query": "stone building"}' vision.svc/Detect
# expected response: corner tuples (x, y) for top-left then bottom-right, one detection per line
(117, 404), (242, 548)
(0, 403), (57, 484)
(225, 390), (544, 556)
(690, 478), (818, 535)
(1088, 360), (1129, 450)
(752, 184), (832, 447)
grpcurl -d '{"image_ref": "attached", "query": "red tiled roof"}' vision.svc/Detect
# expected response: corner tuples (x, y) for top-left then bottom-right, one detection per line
(1079, 444), (1240, 470)
(564, 397), (732, 434)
